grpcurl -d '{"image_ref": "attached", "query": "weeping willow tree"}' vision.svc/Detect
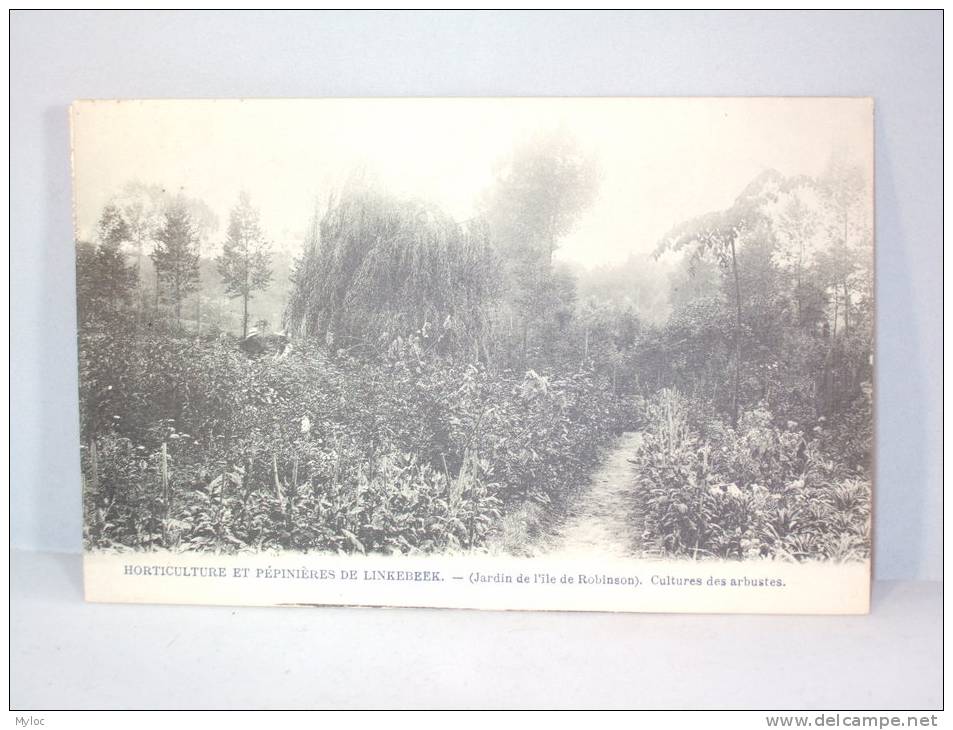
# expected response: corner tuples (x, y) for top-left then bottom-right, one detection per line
(284, 184), (502, 361)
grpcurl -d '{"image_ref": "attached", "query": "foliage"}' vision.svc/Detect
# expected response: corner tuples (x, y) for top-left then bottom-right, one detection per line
(478, 130), (600, 370)
(80, 323), (626, 553)
(481, 128), (599, 263)
(631, 388), (870, 561)
(75, 240), (137, 323)
(643, 161), (873, 439)
(77, 143), (873, 564)
(75, 205), (138, 322)
(284, 184), (501, 362)
(151, 198), (202, 322)
(217, 192), (273, 338)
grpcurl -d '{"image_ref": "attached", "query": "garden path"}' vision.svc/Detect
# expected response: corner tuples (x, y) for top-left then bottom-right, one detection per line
(544, 430), (645, 558)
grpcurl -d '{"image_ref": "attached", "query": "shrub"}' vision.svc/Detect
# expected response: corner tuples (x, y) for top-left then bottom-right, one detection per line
(632, 389), (870, 561)
(81, 323), (625, 554)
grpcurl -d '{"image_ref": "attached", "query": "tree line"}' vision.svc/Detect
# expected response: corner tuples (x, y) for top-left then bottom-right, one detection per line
(76, 131), (872, 560)
(78, 186), (275, 339)
(79, 135), (872, 448)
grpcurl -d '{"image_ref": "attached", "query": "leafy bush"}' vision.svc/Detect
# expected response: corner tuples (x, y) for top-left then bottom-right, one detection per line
(81, 322), (625, 554)
(632, 388), (870, 561)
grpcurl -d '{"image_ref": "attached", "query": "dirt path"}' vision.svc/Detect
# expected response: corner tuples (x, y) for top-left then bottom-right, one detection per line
(540, 430), (645, 558)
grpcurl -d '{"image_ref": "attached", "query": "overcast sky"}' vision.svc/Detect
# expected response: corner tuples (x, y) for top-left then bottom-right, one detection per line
(71, 97), (873, 268)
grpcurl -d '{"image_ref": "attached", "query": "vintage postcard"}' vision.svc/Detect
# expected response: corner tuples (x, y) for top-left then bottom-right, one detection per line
(72, 98), (873, 613)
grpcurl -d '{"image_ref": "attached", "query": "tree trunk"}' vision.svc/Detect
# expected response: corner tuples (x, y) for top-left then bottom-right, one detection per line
(795, 238), (803, 326)
(819, 295), (839, 417)
(135, 239), (143, 325)
(243, 251), (250, 339)
(843, 280), (850, 339)
(842, 201), (851, 338)
(729, 235), (742, 427)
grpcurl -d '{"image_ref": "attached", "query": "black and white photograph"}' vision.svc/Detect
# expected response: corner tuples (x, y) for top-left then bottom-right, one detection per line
(12, 8), (943, 714)
(72, 97), (873, 612)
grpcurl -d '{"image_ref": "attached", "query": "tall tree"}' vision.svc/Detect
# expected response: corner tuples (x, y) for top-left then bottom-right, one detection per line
(480, 129), (599, 367)
(766, 183), (823, 326)
(217, 192), (272, 338)
(152, 199), (201, 326)
(113, 182), (164, 317)
(75, 204), (136, 320)
(183, 197), (218, 334)
(483, 128), (599, 266)
(113, 184), (217, 325)
(97, 202), (129, 250)
(820, 152), (868, 340)
(284, 184), (499, 360)
(808, 153), (871, 415)
(658, 170), (783, 425)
